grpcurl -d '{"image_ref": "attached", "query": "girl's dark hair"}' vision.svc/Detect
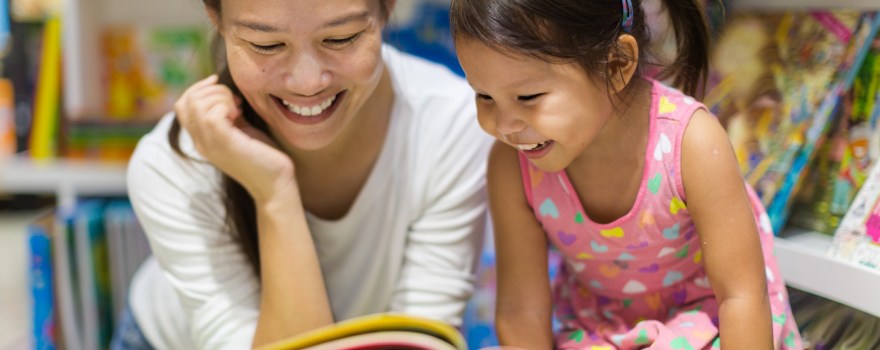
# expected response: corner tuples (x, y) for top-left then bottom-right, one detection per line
(450, 0), (711, 98)
(167, 0), (390, 278)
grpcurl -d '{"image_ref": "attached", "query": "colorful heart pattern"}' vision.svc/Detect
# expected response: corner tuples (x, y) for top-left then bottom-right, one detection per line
(654, 133), (673, 161)
(540, 198), (559, 219)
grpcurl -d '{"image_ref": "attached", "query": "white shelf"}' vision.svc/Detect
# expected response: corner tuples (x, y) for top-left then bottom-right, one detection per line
(775, 228), (880, 317)
(0, 156), (127, 209)
(733, 0), (880, 10)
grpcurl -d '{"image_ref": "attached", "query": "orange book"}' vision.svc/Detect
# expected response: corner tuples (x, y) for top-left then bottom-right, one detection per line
(0, 78), (14, 157)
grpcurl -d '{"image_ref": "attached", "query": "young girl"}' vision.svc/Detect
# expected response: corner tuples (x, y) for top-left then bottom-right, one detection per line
(116, 0), (492, 349)
(451, 1), (802, 349)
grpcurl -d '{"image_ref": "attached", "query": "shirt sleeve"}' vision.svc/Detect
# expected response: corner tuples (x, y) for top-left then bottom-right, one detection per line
(127, 128), (260, 349)
(388, 98), (493, 327)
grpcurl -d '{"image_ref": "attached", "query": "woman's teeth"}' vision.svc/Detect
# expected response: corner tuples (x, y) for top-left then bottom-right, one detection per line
(281, 95), (336, 116)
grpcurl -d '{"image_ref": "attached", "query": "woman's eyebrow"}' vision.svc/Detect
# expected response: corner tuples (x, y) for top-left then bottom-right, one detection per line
(322, 10), (370, 29)
(233, 20), (282, 33)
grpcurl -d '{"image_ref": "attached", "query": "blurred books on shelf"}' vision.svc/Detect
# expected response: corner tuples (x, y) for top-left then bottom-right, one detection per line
(63, 119), (155, 161)
(789, 288), (880, 349)
(101, 25), (211, 119)
(791, 33), (880, 234)
(706, 10), (880, 233)
(26, 199), (151, 350)
(829, 157), (880, 271)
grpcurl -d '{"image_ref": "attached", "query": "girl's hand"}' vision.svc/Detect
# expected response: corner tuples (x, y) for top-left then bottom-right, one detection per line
(174, 75), (297, 205)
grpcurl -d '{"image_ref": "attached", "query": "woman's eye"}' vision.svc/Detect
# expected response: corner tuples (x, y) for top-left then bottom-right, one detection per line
(250, 43), (283, 54)
(476, 93), (493, 101)
(324, 33), (361, 48)
(518, 94), (544, 102)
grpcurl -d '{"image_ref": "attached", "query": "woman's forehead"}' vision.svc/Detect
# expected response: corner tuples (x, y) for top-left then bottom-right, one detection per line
(220, 0), (379, 30)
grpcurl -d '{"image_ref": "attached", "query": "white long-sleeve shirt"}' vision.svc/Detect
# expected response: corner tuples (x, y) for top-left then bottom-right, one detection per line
(126, 45), (492, 349)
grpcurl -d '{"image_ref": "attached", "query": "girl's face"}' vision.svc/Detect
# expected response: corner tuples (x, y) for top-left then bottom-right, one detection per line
(456, 38), (616, 173)
(215, 0), (388, 151)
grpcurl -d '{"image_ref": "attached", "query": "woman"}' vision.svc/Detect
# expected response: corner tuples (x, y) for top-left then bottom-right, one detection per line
(115, 0), (492, 348)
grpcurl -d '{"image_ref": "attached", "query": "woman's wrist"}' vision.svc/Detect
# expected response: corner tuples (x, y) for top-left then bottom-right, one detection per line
(252, 181), (302, 214)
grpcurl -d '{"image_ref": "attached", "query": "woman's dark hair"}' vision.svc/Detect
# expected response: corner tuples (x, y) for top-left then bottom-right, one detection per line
(450, 0), (711, 98)
(167, 0), (391, 278)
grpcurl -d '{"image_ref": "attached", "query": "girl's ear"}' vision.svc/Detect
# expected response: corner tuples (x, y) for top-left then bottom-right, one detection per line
(608, 34), (639, 93)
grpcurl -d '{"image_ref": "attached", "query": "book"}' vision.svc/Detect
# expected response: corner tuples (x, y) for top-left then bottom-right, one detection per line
(28, 211), (56, 350)
(0, 78), (15, 158)
(828, 159), (880, 271)
(53, 206), (84, 350)
(101, 25), (212, 119)
(73, 200), (113, 350)
(29, 15), (61, 160)
(257, 314), (467, 350)
(790, 23), (880, 234)
(103, 200), (151, 323)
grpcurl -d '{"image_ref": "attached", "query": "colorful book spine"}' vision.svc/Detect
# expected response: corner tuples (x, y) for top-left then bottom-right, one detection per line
(0, 79), (15, 157)
(74, 200), (113, 350)
(28, 220), (56, 350)
(29, 16), (61, 160)
(0, 0), (9, 53)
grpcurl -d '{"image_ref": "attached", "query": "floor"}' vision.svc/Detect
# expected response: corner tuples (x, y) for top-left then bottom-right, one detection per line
(0, 211), (42, 350)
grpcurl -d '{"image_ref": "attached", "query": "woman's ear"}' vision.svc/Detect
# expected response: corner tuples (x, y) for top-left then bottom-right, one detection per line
(206, 6), (222, 32)
(382, 0), (397, 23)
(608, 34), (640, 93)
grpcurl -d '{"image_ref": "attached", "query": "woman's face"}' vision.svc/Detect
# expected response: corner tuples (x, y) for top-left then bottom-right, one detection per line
(214, 0), (389, 151)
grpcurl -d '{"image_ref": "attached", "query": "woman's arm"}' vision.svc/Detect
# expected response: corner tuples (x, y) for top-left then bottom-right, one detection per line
(128, 131), (261, 350)
(489, 143), (555, 350)
(170, 75), (334, 347)
(681, 109), (773, 350)
(252, 187), (333, 346)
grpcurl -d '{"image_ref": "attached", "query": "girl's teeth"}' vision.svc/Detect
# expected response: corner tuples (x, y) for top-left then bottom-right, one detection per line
(516, 143), (542, 151)
(515, 141), (551, 151)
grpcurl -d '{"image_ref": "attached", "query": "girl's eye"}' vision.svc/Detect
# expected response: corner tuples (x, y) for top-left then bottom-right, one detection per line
(476, 93), (493, 101)
(250, 43), (283, 54)
(324, 33), (361, 48)
(518, 93), (544, 102)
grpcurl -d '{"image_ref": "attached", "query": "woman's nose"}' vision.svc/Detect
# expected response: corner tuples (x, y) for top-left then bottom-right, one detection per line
(285, 51), (330, 96)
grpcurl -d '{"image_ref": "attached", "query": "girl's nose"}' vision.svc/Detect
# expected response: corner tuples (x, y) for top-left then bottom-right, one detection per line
(494, 110), (528, 135)
(285, 51), (331, 96)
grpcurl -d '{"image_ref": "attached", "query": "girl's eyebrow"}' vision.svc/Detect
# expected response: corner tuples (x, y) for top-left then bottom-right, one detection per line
(233, 10), (370, 33)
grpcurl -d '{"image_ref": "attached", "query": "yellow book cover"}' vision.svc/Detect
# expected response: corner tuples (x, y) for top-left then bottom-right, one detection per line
(29, 16), (61, 160)
(257, 313), (466, 350)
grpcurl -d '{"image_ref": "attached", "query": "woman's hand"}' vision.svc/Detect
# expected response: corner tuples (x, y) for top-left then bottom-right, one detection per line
(174, 75), (297, 204)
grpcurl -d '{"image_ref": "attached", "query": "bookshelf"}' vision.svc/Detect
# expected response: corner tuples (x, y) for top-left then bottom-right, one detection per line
(733, 1), (880, 10)
(726, 0), (880, 319)
(776, 229), (880, 318)
(0, 155), (127, 209)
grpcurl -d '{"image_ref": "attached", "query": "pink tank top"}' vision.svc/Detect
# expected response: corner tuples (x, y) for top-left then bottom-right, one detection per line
(519, 80), (706, 299)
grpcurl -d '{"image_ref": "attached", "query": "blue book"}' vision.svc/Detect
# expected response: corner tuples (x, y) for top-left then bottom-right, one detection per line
(28, 213), (56, 350)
